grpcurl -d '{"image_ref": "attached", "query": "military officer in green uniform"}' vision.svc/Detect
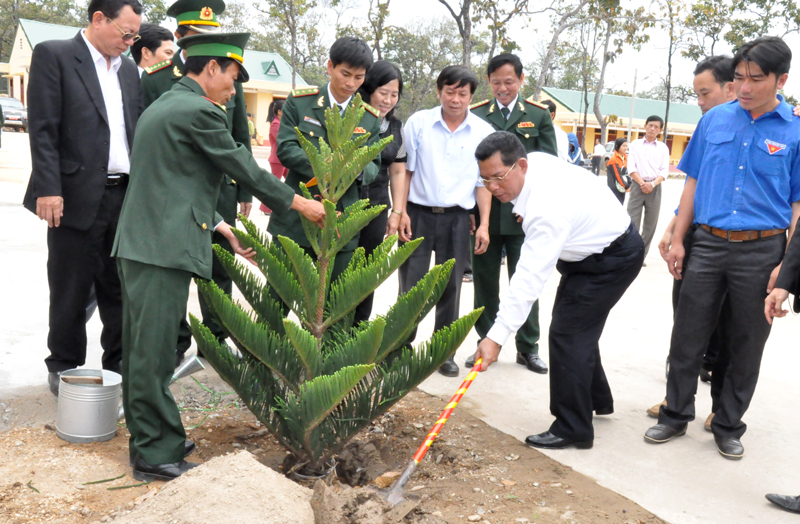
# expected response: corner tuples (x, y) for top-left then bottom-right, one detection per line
(113, 32), (325, 481)
(268, 36), (381, 288)
(141, 0), (254, 364)
(464, 53), (558, 374)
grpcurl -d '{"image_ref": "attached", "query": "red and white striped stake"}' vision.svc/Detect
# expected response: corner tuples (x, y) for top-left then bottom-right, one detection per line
(382, 358), (483, 505)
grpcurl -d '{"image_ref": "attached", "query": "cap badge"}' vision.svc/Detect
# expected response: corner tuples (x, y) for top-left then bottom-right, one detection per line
(199, 7), (214, 20)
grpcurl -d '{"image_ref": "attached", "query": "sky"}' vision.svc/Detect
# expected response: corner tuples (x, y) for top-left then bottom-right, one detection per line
(347, 0), (800, 101)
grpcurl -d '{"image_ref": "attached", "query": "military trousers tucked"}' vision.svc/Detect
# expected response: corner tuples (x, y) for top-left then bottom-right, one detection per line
(627, 183), (661, 258)
(45, 184), (126, 373)
(398, 203), (471, 345)
(670, 224), (730, 414)
(659, 229), (784, 439)
(177, 233), (234, 352)
(471, 232), (539, 354)
(549, 225), (643, 442)
(118, 257), (190, 465)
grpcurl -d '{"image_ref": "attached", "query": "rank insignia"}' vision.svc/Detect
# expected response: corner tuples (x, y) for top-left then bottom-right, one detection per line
(353, 127), (366, 134)
(304, 116), (322, 127)
(291, 87), (319, 97)
(173, 66), (182, 77)
(518, 122), (535, 128)
(765, 139), (787, 154)
(202, 96), (226, 112)
(199, 6), (214, 20)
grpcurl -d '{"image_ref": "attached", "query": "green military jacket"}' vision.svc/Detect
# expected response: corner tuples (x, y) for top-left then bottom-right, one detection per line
(141, 56), (252, 222)
(470, 95), (558, 235)
(267, 83), (381, 251)
(112, 77), (296, 279)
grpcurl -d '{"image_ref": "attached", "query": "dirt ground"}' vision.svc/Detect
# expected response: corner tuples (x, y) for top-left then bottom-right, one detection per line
(0, 372), (668, 524)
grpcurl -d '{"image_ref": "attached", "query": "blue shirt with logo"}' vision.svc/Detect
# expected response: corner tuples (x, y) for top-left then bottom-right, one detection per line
(677, 96), (800, 230)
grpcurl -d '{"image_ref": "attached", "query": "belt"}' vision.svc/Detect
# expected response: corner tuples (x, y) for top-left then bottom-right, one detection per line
(700, 224), (785, 242)
(602, 223), (635, 254)
(407, 202), (467, 214)
(106, 174), (129, 187)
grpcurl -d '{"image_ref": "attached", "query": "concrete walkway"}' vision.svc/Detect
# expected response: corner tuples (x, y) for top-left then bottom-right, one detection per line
(2, 130), (799, 523)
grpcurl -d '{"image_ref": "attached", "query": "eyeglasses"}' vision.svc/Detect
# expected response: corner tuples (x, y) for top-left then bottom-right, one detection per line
(107, 17), (140, 42)
(480, 161), (517, 185)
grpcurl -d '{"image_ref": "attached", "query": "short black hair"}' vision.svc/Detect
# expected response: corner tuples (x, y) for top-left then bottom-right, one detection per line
(130, 23), (173, 65)
(184, 55), (237, 76)
(330, 37), (373, 71)
(541, 99), (556, 115)
(87, 0), (142, 21)
(645, 115), (664, 128)
(732, 36), (792, 79)
(437, 65), (478, 94)
(357, 60), (404, 120)
(475, 131), (526, 167)
(175, 26), (191, 38)
(486, 53), (523, 79)
(614, 137), (628, 152)
(693, 55), (734, 85)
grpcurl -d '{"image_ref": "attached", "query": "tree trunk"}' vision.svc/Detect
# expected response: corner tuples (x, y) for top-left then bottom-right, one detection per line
(438, 0), (472, 66)
(290, 2), (297, 89)
(663, 1), (674, 144)
(533, 0), (591, 100)
(593, 21), (613, 144)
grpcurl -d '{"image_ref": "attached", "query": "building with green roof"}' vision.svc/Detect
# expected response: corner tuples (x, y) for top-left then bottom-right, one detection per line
(540, 86), (702, 165)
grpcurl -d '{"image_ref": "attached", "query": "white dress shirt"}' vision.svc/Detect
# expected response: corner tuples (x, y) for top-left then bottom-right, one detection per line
(486, 152), (632, 346)
(404, 107), (495, 209)
(327, 83), (352, 114)
(627, 137), (670, 182)
(496, 96), (518, 119)
(554, 126), (570, 162)
(137, 66), (144, 78)
(80, 30), (130, 175)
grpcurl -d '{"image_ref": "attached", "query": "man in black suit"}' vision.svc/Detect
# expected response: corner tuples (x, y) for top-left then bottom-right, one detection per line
(23, 0), (143, 395)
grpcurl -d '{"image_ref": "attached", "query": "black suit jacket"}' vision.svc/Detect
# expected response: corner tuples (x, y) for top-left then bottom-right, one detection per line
(23, 31), (141, 231)
(776, 234), (800, 312)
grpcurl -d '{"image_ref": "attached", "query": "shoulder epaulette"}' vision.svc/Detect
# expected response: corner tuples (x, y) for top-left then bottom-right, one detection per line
(145, 59), (172, 75)
(524, 96), (548, 110)
(469, 99), (490, 110)
(202, 96), (227, 113)
(292, 87), (319, 97)
(361, 101), (380, 118)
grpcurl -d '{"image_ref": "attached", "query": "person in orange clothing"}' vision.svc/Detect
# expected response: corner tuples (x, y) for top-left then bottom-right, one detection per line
(260, 99), (287, 215)
(606, 137), (630, 204)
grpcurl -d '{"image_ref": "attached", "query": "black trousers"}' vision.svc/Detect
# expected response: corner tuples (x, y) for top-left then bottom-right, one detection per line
(591, 156), (601, 176)
(398, 203), (471, 345)
(354, 207), (389, 325)
(549, 225), (643, 441)
(45, 184), (125, 373)
(671, 224), (730, 413)
(659, 228), (785, 439)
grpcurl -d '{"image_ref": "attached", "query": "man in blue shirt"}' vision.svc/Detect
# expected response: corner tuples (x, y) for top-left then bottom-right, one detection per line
(645, 36), (800, 460)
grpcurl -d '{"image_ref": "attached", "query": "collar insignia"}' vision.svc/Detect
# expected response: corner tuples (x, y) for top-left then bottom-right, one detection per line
(173, 66), (182, 77)
(202, 96), (226, 112)
(317, 95), (325, 107)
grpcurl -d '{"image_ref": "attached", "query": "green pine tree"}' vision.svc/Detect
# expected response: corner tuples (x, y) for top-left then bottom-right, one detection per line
(190, 95), (483, 470)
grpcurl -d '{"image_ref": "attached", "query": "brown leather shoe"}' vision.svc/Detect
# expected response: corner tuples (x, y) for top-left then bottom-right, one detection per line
(647, 399), (666, 418)
(704, 413), (714, 432)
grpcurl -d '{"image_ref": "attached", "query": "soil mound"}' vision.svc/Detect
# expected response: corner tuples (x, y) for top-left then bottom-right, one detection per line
(115, 451), (314, 524)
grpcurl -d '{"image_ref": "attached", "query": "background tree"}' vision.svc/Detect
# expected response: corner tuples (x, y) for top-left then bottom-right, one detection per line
(683, 0), (733, 60)
(655, 0), (689, 144)
(140, 0), (167, 24)
(437, 0), (473, 65)
(474, 0), (528, 60)
(259, 0), (318, 88)
(0, 0), (84, 63)
(365, 0), (390, 60)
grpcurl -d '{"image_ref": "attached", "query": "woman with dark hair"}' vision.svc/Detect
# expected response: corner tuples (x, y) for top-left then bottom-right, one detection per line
(260, 99), (287, 215)
(606, 137), (630, 204)
(353, 60), (407, 324)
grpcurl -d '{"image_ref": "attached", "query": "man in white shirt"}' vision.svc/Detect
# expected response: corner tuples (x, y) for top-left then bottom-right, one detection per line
(130, 23), (174, 77)
(541, 99), (569, 161)
(626, 116), (670, 262)
(473, 131), (644, 449)
(591, 139), (604, 175)
(397, 65), (494, 377)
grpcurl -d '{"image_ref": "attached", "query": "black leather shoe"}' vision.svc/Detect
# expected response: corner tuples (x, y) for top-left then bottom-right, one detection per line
(464, 352), (477, 369)
(766, 493), (800, 513)
(644, 423), (687, 443)
(48, 372), (61, 397)
(438, 358), (459, 377)
(130, 440), (196, 467)
(516, 352), (548, 374)
(525, 431), (592, 450)
(595, 405), (614, 415)
(132, 455), (200, 482)
(714, 434), (744, 460)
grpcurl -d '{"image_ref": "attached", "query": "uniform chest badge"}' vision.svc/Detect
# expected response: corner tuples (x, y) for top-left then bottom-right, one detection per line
(304, 116), (322, 127)
(353, 127), (366, 134)
(173, 66), (182, 77)
(518, 122), (535, 128)
(765, 139), (787, 154)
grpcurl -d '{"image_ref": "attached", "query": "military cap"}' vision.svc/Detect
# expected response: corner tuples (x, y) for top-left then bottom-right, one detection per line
(178, 32), (251, 82)
(167, 0), (226, 33)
